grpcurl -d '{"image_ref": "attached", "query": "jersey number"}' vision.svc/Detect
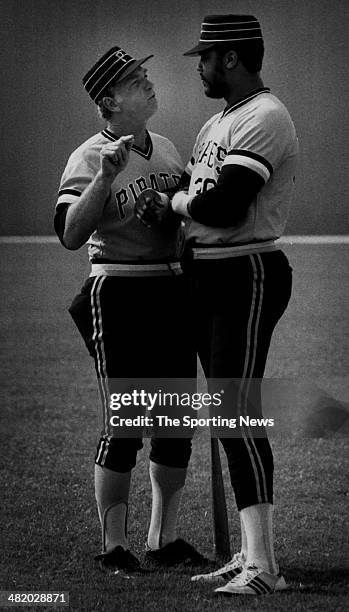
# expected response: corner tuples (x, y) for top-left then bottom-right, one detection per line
(194, 177), (217, 194)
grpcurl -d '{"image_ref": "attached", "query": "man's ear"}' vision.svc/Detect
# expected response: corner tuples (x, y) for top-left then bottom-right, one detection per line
(103, 94), (122, 113)
(224, 50), (238, 70)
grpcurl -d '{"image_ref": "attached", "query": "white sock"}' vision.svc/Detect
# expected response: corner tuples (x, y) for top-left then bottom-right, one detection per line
(94, 464), (131, 552)
(240, 503), (278, 574)
(147, 461), (187, 550)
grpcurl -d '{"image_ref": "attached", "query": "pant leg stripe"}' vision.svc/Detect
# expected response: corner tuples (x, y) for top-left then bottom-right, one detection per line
(96, 435), (110, 465)
(91, 276), (104, 366)
(90, 276), (112, 456)
(95, 436), (105, 464)
(246, 254), (264, 384)
(241, 254), (268, 501)
(95, 434), (112, 465)
(95, 282), (113, 465)
(236, 257), (263, 503)
(91, 276), (109, 435)
(95, 276), (112, 441)
(91, 278), (110, 466)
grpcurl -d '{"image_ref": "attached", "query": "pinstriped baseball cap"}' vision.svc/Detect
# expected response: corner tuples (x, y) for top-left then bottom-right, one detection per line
(83, 46), (153, 103)
(184, 14), (263, 56)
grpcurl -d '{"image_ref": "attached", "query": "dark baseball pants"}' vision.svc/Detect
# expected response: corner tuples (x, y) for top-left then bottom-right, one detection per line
(69, 273), (196, 472)
(187, 249), (292, 511)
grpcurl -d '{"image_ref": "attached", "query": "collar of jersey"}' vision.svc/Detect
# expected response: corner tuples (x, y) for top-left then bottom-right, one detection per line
(101, 128), (153, 159)
(221, 87), (271, 119)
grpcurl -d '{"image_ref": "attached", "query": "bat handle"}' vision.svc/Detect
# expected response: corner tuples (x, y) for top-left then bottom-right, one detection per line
(210, 437), (231, 562)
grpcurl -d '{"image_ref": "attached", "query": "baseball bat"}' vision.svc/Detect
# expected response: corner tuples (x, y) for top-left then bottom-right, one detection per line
(210, 437), (231, 561)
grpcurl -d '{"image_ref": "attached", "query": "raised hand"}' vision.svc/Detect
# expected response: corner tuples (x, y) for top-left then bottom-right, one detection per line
(100, 135), (134, 180)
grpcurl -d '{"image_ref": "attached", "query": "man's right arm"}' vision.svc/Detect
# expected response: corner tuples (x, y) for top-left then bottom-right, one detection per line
(61, 171), (113, 250)
(55, 135), (134, 250)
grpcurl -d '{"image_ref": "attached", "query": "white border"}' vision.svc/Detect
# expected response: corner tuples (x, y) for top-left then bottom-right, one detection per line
(0, 235), (348, 245)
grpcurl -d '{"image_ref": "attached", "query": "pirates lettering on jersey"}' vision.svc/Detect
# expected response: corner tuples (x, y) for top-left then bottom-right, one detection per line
(115, 173), (181, 220)
(191, 140), (227, 196)
(196, 140), (227, 172)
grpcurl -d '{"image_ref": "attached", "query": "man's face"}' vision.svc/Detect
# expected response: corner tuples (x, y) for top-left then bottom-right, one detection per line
(114, 67), (157, 119)
(197, 49), (227, 99)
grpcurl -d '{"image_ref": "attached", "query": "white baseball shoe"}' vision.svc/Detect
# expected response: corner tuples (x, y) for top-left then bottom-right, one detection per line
(214, 564), (288, 595)
(191, 552), (245, 584)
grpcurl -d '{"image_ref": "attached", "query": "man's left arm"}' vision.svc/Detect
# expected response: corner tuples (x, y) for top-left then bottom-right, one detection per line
(171, 163), (265, 227)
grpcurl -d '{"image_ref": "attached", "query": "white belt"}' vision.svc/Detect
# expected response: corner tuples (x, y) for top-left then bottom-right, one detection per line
(192, 240), (277, 260)
(89, 261), (182, 277)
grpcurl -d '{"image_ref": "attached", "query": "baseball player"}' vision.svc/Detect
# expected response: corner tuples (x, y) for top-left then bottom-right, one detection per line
(135, 15), (299, 595)
(54, 46), (205, 574)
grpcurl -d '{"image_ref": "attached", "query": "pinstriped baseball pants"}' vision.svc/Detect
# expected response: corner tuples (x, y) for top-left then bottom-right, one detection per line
(188, 249), (292, 511)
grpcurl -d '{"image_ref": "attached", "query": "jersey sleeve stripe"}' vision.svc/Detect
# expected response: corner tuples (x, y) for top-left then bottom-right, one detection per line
(57, 193), (81, 206)
(223, 155), (270, 182)
(58, 188), (82, 197)
(227, 149), (273, 174)
(223, 150), (273, 182)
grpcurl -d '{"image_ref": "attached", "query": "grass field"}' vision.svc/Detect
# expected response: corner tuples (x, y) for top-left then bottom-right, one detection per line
(0, 242), (348, 611)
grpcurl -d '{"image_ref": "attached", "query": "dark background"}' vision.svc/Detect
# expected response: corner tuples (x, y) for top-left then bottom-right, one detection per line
(0, 0), (348, 235)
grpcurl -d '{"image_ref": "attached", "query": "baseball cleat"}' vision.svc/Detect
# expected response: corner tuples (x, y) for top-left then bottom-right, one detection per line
(214, 564), (288, 595)
(95, 545), (142, 574)
(191, 552), (245, 583)
(144, 538), (209, 568)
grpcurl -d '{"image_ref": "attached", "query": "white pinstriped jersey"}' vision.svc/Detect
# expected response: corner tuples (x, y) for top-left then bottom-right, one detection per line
(56, 129), (183, 261)
(184, 89), (299, 244)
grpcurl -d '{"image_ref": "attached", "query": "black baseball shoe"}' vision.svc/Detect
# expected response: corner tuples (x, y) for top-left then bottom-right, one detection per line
(95, 545), (142, 575)
(144, 538), (211, 568)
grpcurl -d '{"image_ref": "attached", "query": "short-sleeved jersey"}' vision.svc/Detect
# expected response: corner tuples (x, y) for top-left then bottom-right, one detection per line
(56, 129), (184, 261)
(184, 88), (299, 244)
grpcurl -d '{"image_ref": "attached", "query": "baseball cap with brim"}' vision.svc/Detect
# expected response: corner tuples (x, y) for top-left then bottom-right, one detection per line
(117, 55), (153, 81)
(184, 41), (222, 57)
(184, 14), (263, 57)
(83, 46), (153, 103)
